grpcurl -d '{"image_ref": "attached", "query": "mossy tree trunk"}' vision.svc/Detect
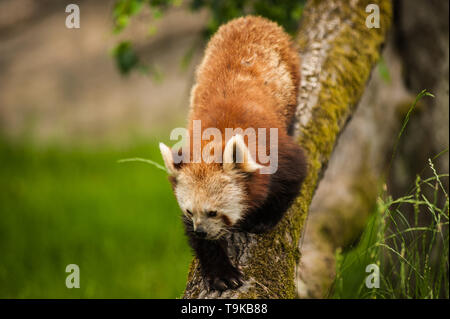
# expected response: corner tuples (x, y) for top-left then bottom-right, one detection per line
(296, 36), (417, 298)
(184, 0), (392, 299)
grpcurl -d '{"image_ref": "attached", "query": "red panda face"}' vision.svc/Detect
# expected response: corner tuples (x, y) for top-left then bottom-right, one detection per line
(174, 166), (247, 239)
(159, 135), (265, 239)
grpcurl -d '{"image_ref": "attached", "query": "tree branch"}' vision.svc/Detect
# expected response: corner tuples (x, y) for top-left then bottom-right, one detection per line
(183, 0), (392, 299)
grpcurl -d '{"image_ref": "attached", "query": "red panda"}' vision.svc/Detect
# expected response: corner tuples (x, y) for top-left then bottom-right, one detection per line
(159, 16), (307, 291)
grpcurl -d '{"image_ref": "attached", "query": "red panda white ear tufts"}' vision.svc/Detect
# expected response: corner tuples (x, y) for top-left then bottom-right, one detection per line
(223, 134), (263, 173)
(159, 142), (178, 176)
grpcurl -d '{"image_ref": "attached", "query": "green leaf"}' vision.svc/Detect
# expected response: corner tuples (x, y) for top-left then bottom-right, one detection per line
(113, 0), (144, 34)
(112, 41), (140, 75)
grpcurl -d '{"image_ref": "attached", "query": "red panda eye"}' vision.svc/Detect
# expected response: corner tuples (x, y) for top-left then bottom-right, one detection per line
(186, 210), (193, 216)
(207, 211), (217, 218)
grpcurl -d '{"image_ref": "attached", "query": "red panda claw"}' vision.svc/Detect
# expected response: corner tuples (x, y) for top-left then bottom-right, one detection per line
(211, 278), (228, 291)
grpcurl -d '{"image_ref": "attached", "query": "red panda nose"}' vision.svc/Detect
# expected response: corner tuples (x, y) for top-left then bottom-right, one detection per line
(195, 228), (207, 238)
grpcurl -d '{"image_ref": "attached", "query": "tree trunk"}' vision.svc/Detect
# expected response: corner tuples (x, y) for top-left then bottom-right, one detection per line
(183, 0), (392, 299)
(296, 37), (414, 298)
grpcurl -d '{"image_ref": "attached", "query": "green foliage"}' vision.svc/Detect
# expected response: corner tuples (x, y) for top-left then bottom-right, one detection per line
(333, 164), (449, 298)
(111, 0), (306, 75)
(0, 139), (191, 298)
(113, 0), (145, 34)
(333, 90), (449, 299)
(189, 0), (305, 37)
(112, 41), (140, 75)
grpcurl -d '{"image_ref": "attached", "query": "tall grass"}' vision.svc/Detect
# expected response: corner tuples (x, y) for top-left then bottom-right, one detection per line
(333, 90), (449, 298)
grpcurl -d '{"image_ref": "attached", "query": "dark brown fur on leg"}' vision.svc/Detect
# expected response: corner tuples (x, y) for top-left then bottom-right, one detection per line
(183, 216), (243, 291)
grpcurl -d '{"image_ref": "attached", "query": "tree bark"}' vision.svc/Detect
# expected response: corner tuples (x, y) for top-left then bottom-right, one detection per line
(296, 38), (414, 298)
(183, 0), (392, 299)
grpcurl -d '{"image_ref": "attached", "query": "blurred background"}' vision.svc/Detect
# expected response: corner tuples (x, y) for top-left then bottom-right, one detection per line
(0, 0), (448, 298)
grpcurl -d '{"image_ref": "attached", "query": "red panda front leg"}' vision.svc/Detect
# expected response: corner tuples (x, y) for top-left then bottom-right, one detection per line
(183, 216), (243, 291)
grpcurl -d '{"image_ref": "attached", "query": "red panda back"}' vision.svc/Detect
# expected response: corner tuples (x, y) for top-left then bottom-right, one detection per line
(189, 16), (300, 134)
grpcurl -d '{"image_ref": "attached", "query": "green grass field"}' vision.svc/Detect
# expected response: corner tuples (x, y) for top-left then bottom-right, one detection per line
(0, 139), (192, 298)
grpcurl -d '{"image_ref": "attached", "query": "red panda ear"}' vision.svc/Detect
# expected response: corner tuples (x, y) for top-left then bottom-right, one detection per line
(159, 142), (179, 176)
(223, 134), (263, 173)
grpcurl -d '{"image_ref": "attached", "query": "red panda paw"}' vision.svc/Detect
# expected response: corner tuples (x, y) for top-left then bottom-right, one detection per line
(206, 264), (243, 291)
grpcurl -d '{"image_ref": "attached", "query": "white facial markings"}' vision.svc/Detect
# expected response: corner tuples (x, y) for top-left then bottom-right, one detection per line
(174, 168), (247, 237)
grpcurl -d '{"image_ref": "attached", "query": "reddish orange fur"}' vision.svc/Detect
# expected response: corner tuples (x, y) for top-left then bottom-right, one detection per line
(189, 16), (300, 131)
(182, 16), (301, 210)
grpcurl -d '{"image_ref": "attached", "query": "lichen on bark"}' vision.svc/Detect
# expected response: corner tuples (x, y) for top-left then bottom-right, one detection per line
(183, 0), (392, 299)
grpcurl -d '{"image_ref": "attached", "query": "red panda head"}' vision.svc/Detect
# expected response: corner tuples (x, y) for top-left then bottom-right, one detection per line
(159, 134), (269, 239)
